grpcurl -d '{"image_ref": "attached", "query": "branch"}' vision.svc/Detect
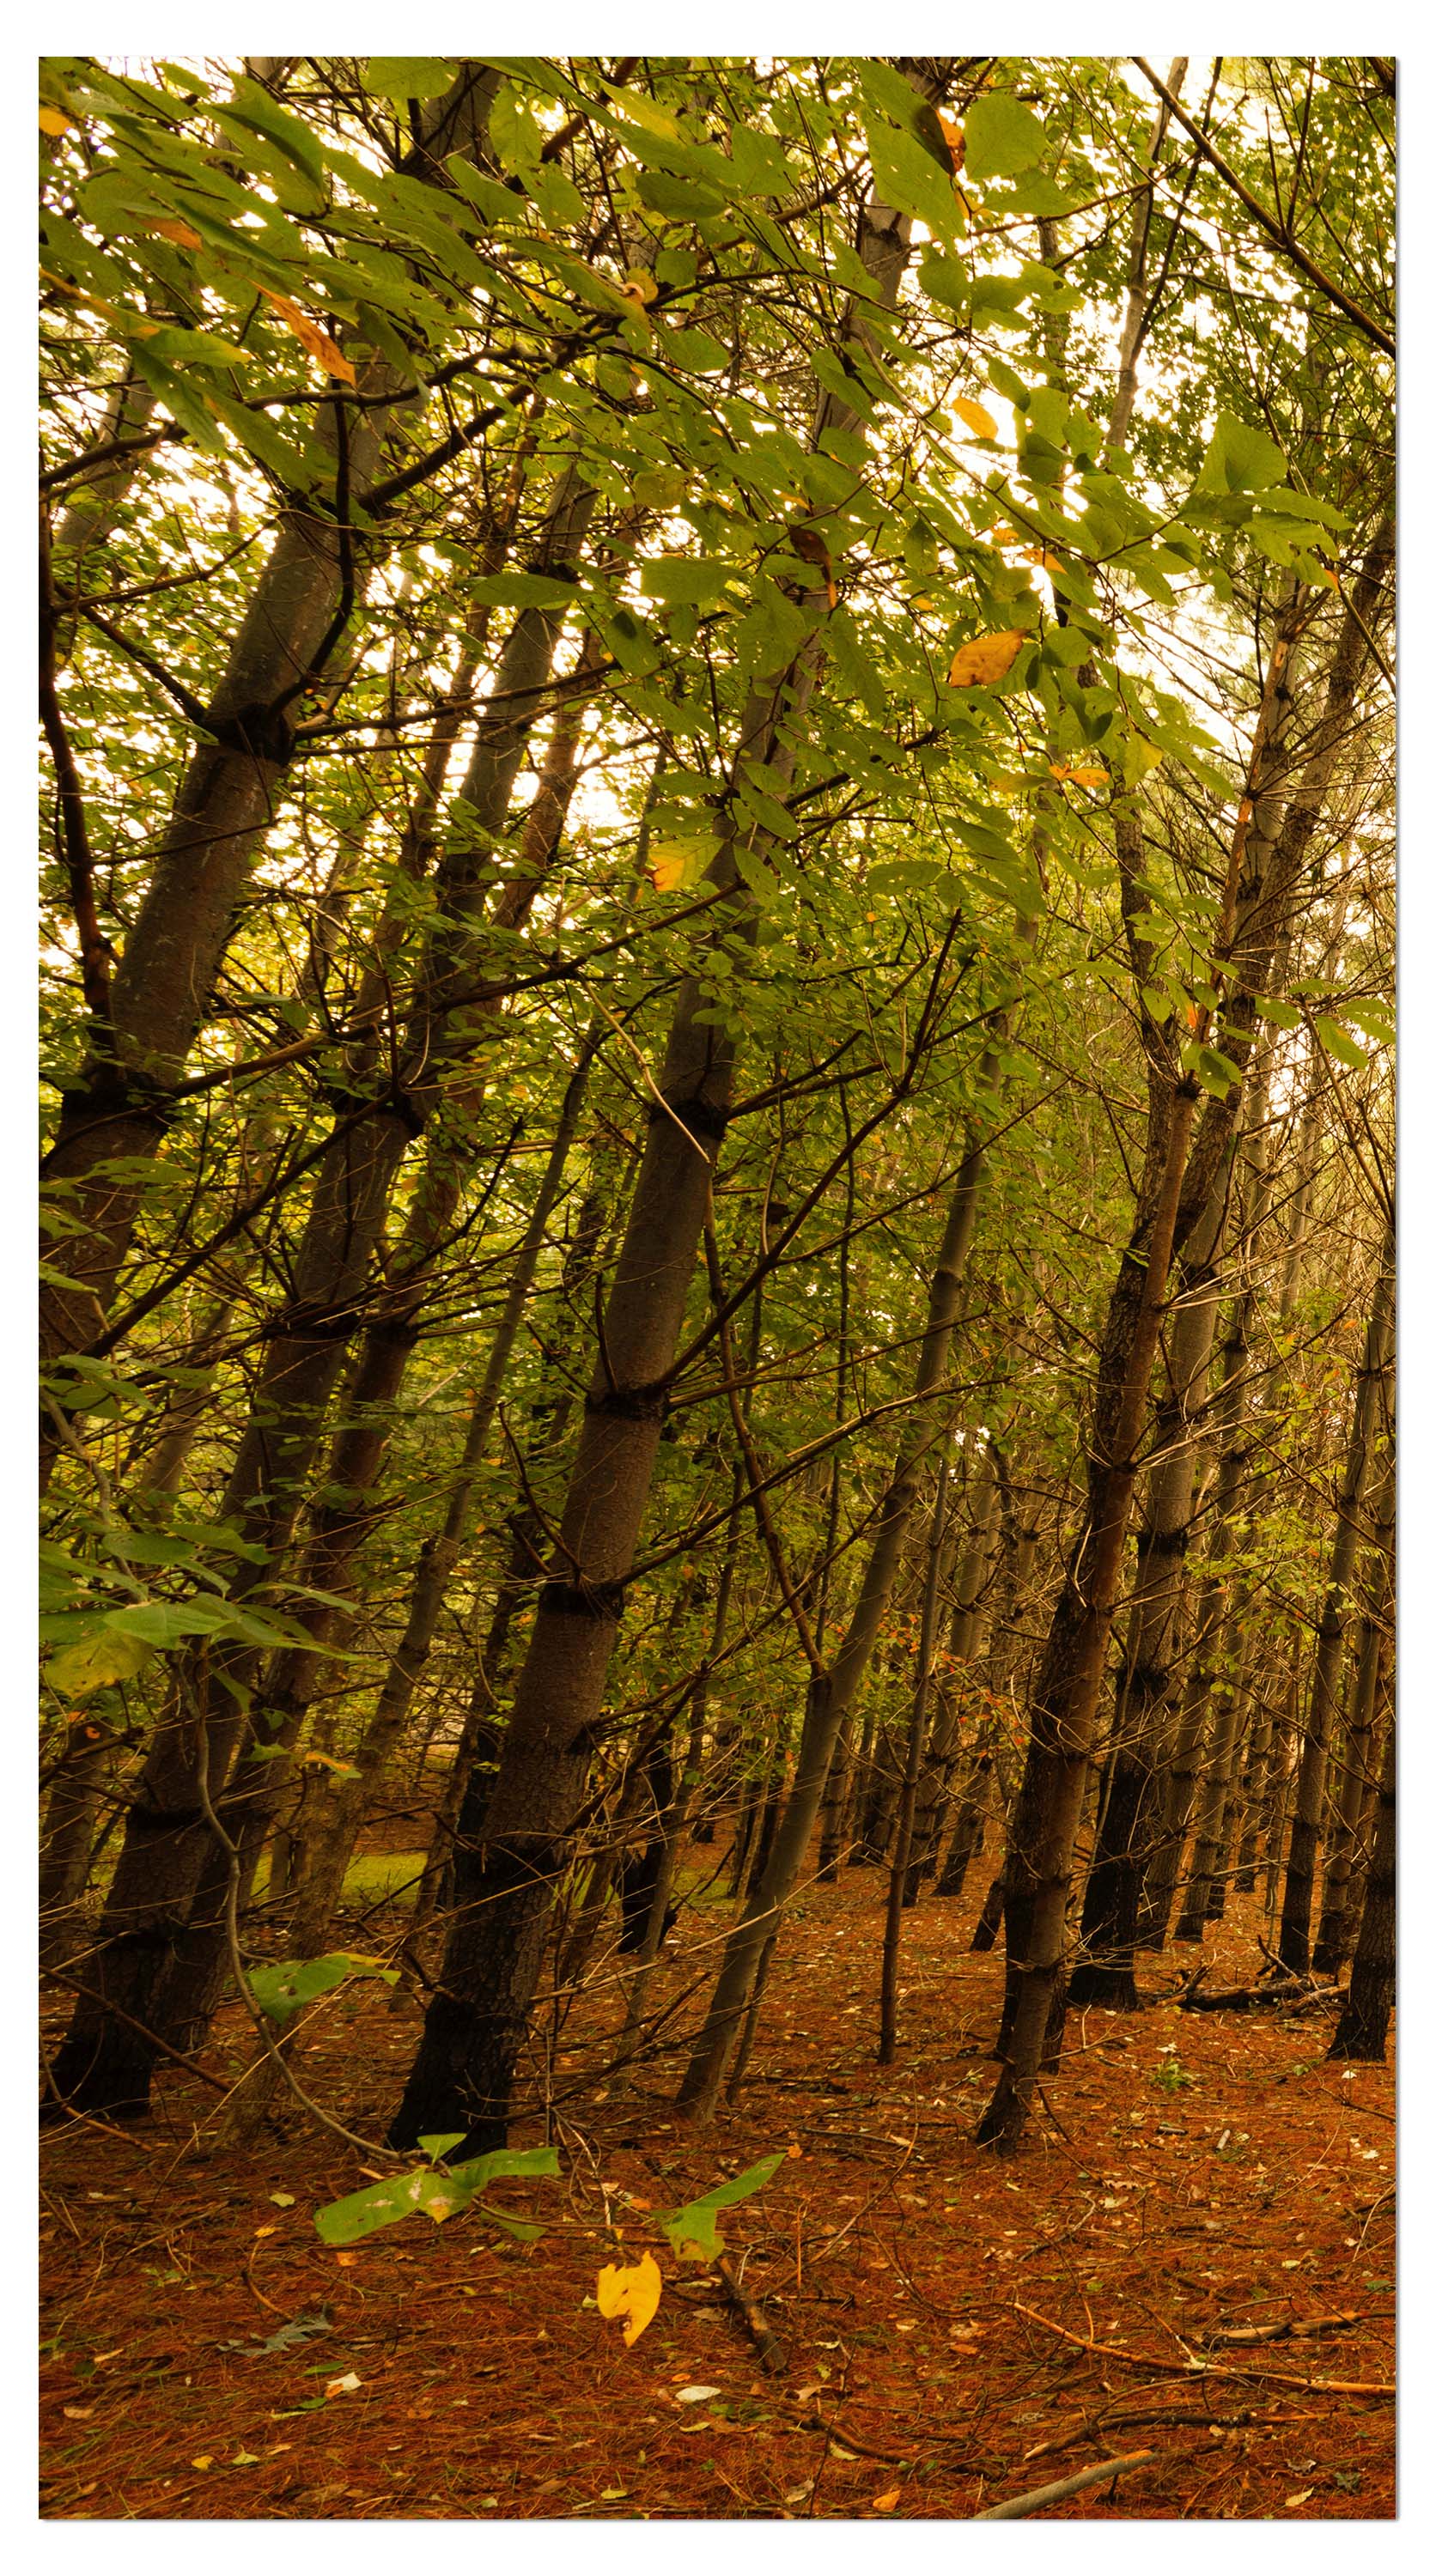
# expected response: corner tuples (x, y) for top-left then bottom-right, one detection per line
(1132, 60), (1393, 356)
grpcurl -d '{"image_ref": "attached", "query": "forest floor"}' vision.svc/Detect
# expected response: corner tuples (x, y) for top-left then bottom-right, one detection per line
(40, 1834), (1395, 2523)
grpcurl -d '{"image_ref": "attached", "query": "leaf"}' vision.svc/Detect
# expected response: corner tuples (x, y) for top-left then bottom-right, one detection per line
(258, 288), (356, 385)
(314, 2145), (558, 2245)
(268, 2191), (296, 2208)
(952, 394), (1000, 440)
(466, 571), (582, 612)
(40, 106), (74, 137)
(947, 629), (1025, 689)
(364, 59), (455, 100)
(46, 1625), (157, 1694)
(674, 2385), (721, 2404)
(325, 2371), (362, 2398)
(596, 2251), (662, 2347)
(964, 94), (1048, 180)
(1049, 763), (1108, 788)
(1196, 410), (1287, 494)
(873, 2488), (903, 2511)
(417, 2133), (467, 2163)
(149, 216), (202, 250)
(647, 836), (718, 896)
(659, 2151), (785, 2260)
(247, 1953), (397, 2031)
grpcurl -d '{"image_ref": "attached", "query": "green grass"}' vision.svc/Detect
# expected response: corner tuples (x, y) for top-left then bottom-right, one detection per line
(249, 1850), (428, 1911)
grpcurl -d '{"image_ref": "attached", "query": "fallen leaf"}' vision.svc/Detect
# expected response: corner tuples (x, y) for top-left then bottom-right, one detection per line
(325, 2371), (362, 2398)
(596, 2251), (662, 2347)
(269, 2192), (295, 2209)
(62, 2406), (94, 2421)
(873, 2487), (903, 2510)
(674, 2384), (721, 2404)
(952, 394), (1000, 440)
(948, 629), (1025, 688)
(191, 2456), (214, 2470)
(232, 2450), (260, 2467)
(1285, 2489), (1314, 2508)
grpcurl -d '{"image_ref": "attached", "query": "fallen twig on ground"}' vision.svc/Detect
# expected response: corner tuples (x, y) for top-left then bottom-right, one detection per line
(974, 2450), (1158, 2518)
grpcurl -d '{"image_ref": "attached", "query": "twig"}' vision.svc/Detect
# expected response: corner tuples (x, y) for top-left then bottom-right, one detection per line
(974, 2450), (1158, 2518)
(1014, 2301), (1393, 2397)
(1025, 2406), (1289, 2464)
(716, 2251), (784, 2374)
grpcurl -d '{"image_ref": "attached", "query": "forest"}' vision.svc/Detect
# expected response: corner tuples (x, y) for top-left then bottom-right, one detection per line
(39, 52), (1394, 2523)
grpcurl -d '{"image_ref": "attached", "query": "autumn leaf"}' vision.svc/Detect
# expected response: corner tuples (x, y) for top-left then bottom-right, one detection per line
(948, 629), (1025, 688)
(873, 2487), (903, 2511)
(952, 394), (1000, 441)
(259, 288), (356, 386)
(936, 111), (964, 172)
(150, 217), (202, 250)
(596, 2251), (662, 2346)
(1049, 762), (1108, 788)
(39, 106), (74, 137)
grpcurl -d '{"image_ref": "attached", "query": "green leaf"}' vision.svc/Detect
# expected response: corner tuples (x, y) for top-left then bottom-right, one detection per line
(46, 1628), (155, 1695)
(659, 2152), (786, 2260)
(465, 572), (584, 611)
(314, 2145), (559, 2245)
(1314, 1014), (1367, 1068)
(642, 556), (739, 609)
(863, 114), (958, 239)
(1196, 410), (1287, 494)
(247, 1953), (398, 2032)
(964, 93), (1048, 180)
(365, 59), (456, 101)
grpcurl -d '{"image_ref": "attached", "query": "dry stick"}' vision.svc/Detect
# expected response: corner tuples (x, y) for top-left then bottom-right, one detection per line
(1025, 2408), (1290, 2464)
(974, 2450), (1159, 2519)
(1014, 2303), (1393, 2397)
(715, 2252), (784, 2374)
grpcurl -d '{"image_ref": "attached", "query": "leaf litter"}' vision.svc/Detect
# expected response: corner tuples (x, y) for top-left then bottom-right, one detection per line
(40, 1848), (1392, 2521)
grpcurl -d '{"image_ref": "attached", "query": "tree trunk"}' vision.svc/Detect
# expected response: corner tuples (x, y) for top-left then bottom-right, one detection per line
(1279, 1233), (1394, 1970)
(1314, 1455), (1394, 1972)
(1328, 1722), (1395, 2063)
(389, 158), (924, 2154)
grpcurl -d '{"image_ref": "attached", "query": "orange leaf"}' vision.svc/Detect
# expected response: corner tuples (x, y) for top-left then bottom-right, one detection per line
(873, 2487), (903, 2511)
(986, 523), (1023, 546)
(39, 106), (74, 137)
(1049, 762), (1108, 788)
(150, 216), (202, 250)
(937, 111), (964, 172)
(952, 394), (1000, 441)
(948, 629), (1025, 688)
(596, 2251), (662, 2347)
(259, 287), (356, 385)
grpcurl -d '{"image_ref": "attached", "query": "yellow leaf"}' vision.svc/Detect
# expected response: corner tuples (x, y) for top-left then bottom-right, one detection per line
(1048, 762), (1108, 788)
(873, 2487), (902, 2511)
(947, 629), (1025, 688)
(259, 287), (356, 386)
(596, 2251), (662, 2347)
(624, 266), (658, 307)
(987, 523), (1023, 546)
(191, 2456), (214, 2470)
(936, 112), (964, 170)
(1023, 546), (1063, 570)
(952, 394), (999, 441)
(150, 217), (202, 250)
(646, 838), (710, 896)
(39, 106), (74, 137)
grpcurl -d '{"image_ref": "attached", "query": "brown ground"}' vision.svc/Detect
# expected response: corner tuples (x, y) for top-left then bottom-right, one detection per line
(40, 1855), (1394, 2522)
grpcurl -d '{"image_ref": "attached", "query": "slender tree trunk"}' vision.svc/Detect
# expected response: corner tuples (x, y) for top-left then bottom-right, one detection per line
(1069, 1175), (1227, 2003)
(879, 1458), (950, 2058)
(1328, 1722), (1395, 2063)
(1314, 1455), (1394, 1972)
(389, 160), (924, 2154)
(1279, 1233), (1394, 1970)
(38, 72), (503, 1387)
